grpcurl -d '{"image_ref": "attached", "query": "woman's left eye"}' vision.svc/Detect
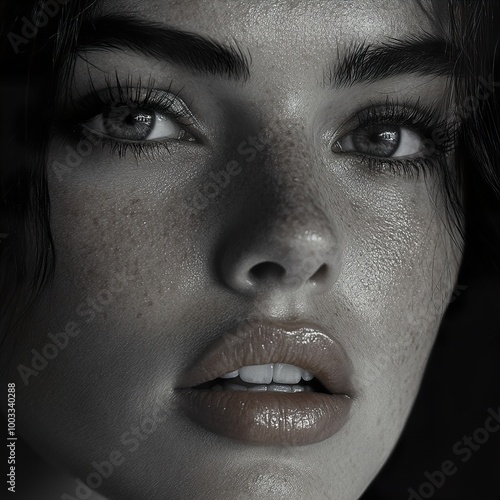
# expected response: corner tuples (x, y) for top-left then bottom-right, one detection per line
(82, 105), (195, 142)
(333, 125), (424, 158)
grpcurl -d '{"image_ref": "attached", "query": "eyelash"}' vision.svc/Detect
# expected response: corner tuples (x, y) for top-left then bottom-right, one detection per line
(66, 73), (197, 160)
(67, 76), (457, 178)
(335, 98), (457, 179)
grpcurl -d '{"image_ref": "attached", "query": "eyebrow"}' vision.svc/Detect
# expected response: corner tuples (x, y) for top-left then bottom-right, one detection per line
(77, 13), (251, 81)
(77, 14), (454, 88)
(326, 35), (455, 89)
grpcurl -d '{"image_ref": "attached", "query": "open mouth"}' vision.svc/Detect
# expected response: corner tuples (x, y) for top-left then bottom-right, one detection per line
(176, 320), (353, 445)
(191, 363), (331, 393)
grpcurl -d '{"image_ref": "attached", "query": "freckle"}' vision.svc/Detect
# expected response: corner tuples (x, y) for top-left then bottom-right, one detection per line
(147, 301), (153, 307)
(136, 312), (143, 318)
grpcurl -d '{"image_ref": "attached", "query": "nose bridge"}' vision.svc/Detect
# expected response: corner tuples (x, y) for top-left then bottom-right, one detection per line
(217, 124), (343, 297)
(248, 122), (336, 240)
(249, 119), (323, 210)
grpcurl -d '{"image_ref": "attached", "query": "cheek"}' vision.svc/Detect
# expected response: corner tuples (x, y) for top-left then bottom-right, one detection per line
(4, 146), (206, 468)
(338, 166), (461, 339)
(44, 133), (214, 304)
(337, 175), (462, 458)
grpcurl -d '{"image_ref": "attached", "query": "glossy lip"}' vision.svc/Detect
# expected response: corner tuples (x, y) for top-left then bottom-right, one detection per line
(174, 319), (354, 446)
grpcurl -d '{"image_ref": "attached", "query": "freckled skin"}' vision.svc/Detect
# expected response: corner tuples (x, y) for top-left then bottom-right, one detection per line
(1, 1), (462, 499)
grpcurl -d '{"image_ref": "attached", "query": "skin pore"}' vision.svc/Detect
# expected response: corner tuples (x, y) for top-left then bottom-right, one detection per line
(2, 0), (463, 499)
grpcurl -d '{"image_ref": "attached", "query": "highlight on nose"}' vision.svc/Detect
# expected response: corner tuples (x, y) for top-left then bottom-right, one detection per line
(219, 228), (342, 295)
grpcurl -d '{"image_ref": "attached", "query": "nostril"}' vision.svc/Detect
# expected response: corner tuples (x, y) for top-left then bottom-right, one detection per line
(310, 263), (328, 284)
(249, 262), (286, 282)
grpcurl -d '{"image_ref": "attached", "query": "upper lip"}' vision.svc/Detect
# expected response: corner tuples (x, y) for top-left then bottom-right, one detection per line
(176, 318), (354, 395)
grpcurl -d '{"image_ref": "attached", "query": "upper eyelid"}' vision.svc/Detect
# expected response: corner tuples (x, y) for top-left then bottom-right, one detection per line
(76, 87), (192, 118)
(332, 101), (444, 140)
(65, 68), (186, 116)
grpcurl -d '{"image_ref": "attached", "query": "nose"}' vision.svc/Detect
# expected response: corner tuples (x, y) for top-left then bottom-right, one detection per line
(218, 188), (342, 296)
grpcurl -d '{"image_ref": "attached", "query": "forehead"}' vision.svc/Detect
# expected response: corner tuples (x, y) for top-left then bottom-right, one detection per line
(99, 0), (436, 55)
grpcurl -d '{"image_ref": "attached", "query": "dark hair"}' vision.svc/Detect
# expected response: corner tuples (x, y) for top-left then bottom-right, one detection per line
(0, 0), (101, 348)
(449, 0), (500, 269)
(1, 1), (499, 342)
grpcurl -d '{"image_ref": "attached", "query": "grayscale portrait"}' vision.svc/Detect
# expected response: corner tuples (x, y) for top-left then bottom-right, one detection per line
(1, 1), (499, 499)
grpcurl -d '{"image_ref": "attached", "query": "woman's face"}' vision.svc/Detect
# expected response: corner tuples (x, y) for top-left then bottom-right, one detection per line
(6, 0), (462, 499)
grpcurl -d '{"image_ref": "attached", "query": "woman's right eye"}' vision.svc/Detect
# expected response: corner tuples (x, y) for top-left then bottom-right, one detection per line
(82, 105), (196, 143)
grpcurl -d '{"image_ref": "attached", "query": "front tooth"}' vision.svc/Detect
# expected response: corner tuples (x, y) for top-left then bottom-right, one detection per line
(302, 369), (314, 381)
(239, 364), (273, 384)
(220, 369), (239, 379)
(267, 384), (292, 392)
(273, 363), (302, 384)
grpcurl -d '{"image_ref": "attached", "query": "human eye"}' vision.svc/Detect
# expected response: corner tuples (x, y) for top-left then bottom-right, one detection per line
(335, 125), (423, 158)
(83, 102), (192, 142)
(64, 74), (199, 159)
(331, 98), (457, 179)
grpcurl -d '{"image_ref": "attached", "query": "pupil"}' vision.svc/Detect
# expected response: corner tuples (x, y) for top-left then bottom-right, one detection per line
(353, 125), (400, 157)
(102, 106), (154, 140)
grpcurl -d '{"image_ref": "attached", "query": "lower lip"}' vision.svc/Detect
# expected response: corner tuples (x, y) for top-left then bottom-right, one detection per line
(175, 389), (352, 445)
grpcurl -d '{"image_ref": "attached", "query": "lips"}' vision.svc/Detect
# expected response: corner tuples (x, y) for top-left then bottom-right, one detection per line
(175, 319), (354, 446)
